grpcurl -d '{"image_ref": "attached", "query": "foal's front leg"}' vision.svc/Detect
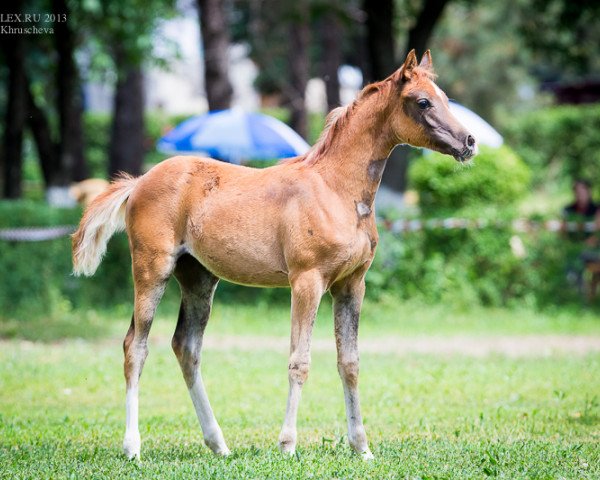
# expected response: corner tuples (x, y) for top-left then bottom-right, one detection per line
(278, 269), (325, 454)
(331, 275), (373, 459)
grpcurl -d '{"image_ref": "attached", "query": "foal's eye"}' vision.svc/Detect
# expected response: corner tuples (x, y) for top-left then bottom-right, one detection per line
(417, 99), (431, 109)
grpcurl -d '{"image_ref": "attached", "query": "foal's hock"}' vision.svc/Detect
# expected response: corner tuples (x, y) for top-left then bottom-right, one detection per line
(72, 49), (476, 460)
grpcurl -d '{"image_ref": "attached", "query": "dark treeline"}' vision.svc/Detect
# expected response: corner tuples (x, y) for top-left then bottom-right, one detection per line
(0, 0), (598, 200)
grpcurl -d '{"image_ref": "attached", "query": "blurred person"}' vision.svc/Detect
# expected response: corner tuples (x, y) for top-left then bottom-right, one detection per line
(562, 179), (600, 291)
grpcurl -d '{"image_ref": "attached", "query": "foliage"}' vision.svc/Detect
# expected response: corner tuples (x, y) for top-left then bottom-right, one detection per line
(502, 103), (600, 190)
(516, 0), (600, 78)
(409, 146), (531, 214)
(367, 224), (584, 308)
(77, 0), (179, 74)
(0, 201), (133, 317)
(1, 338), (598, 478)
(368, 147), (579, 308)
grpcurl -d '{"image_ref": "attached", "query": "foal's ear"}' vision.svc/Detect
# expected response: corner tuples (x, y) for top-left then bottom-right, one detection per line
(401, 49), (419, 81)
(419, 50), (433, 71)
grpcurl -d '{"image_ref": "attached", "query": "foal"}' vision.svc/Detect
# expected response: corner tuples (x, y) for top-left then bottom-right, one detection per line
(72, 50), (476, 460)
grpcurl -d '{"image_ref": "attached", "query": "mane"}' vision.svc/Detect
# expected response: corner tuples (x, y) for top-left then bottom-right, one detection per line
(282, 66), (435, 166)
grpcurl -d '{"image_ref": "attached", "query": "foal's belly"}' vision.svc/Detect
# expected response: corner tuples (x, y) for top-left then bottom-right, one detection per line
(189, 229), (290, 287)
(193, 248), (290, 287)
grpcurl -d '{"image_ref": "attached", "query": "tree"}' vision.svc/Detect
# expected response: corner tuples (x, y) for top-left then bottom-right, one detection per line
(318, 5), (343, 111)
(360, 0), (456, 193)
(108, 55), (145, 177)
(197, 0), (233, 111)
(53, 0), (88, 185)
(363, 0), (396, 82)
(403, 0), (451, 58)
(517, 0), (600, 79)
(82, 0), (178, 176)
(1, 27), (26, 199)
(287, 0), (311, 139)
(25, 77), (60, 188)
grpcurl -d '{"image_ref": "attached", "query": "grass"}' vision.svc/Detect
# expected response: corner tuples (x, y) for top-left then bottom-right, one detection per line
(1, 296), (599, 478)
(1, 314), (600, 478)
(2, 290), (600, 342)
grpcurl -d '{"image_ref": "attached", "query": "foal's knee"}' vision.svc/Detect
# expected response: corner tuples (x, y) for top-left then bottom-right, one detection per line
(337, 359), (360, 388)
(288, 359), (310, 385)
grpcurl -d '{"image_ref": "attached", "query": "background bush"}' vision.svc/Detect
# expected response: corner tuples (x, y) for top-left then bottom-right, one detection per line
(0, 202), (135, 317)
(365, 145), (579, 308)
(502, 103), (600, 190)
(409, 145), (531, 214)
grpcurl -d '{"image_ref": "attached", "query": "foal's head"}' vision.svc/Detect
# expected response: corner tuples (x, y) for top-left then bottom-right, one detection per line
(381, 49), (477, 162)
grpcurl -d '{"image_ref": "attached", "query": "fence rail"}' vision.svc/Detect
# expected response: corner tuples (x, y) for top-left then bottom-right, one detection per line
(382, 218), (597, 234)
(0, 226), (76, 242)
(0, 219), (597, 243)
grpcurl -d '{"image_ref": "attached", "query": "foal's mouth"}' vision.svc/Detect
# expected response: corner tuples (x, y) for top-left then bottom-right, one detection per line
(453, 146), (476, 163)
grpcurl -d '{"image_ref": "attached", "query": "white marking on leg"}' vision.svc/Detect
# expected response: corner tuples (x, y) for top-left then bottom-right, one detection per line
(189, 376), (230, 455)
(279, 378), (303, 455)
(123, 386), (141, 459)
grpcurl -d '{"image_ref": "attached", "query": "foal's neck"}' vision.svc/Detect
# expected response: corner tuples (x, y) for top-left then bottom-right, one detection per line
(314, 101), (396, 211)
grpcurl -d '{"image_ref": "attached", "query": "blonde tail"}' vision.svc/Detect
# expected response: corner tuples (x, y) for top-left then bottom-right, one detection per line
(72, 174), (139, 276)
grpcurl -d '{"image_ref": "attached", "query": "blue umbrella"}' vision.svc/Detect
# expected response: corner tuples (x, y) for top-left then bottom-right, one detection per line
(157, 109), (310, 163)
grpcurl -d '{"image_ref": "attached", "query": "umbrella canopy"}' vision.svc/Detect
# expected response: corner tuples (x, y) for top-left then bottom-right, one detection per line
(157, 109), (310, 163)
(448, 101), (503, 148)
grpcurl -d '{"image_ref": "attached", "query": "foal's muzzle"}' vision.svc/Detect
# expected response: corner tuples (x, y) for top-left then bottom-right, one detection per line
(453, 134), (477, 162)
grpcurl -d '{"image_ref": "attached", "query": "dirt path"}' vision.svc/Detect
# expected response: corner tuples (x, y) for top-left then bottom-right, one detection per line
(6, 334), (600, 358)
(199, 335), (600, 358)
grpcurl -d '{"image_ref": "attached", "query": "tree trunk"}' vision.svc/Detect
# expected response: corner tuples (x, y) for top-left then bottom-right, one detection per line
(109, 62), (145, 177)
(53, 0), (88, 184)
(320, 9), (342, 112)
(288, 0), (310, 139)
(363, 0), (396, 82)
(380, 0), (450, 196)
(404, 0), (450, 57)
(197, 0), (233, 111)
(381, 145), (412, 194)
(1, 29), (26, 199)
(25, 78), (59, 188)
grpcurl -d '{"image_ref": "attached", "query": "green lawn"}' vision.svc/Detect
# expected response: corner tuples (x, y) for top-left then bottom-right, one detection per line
(1, 305), (599, 479)
(2, 291), (600, 342)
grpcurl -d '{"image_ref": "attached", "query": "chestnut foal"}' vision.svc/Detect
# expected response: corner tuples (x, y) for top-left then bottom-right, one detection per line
(72, 50), (476, 460)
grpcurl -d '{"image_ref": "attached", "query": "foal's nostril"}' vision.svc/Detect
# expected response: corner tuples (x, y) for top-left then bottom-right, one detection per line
(466, 135), (476, 148)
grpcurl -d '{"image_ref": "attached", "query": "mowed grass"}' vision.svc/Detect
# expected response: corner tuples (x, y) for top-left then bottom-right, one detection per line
(1, 335), (599, 479)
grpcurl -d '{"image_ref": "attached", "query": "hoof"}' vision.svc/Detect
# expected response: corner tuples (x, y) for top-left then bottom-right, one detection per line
(360, 449), (374, 461)
(123, 433), (141, 460)
(278, 431), (296, 455)
(204, 436), (230, 456)
(279, 445), (296, 456)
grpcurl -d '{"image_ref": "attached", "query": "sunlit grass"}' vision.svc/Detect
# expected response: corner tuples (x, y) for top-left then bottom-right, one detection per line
(1, 339), (598, 479)
(2, 293), (600, 342)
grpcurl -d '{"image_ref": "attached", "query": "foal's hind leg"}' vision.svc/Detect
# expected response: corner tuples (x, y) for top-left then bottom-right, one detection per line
(330, 273), (373, 459)
(172, 254), (229, 455)
(122, 251), (172, 459)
